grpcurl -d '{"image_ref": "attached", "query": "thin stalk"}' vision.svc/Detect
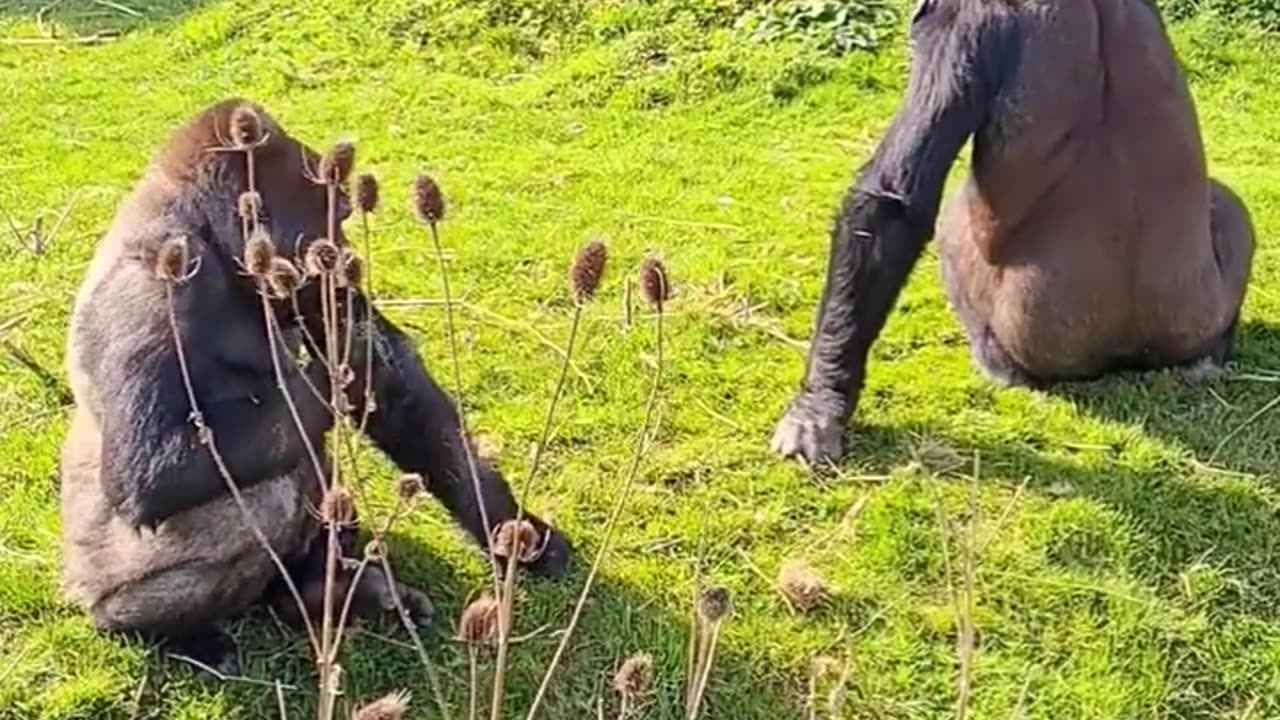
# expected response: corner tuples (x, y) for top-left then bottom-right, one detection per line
(490, 305), (584, 720)
(378, 553), (455, 720)
(686, 621), (722, 720)
(525, 309), (665, 720)
(357, 209), (377, 437)
(469, 647), (480, 720)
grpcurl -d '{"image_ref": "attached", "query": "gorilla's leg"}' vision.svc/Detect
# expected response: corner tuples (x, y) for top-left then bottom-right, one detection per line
(1206, 178), (1255, 365)
(938, 231), (1034, 388)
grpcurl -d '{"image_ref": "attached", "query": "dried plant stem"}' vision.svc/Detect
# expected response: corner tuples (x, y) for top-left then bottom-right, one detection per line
(276, 680), (289, 720)
(686, 621), (722, 720)
(329, 498), (411, 661)
(426, 220), (502, 591)
(525, 309), (665, 720)
(469, 647), (480, 720)
(683, 519), (706, 716)
(357, 210), (377, 436)
(165, 284), (320, 654)
(490, 305), (584, 720)
(618, 695), (631, 720)
(378, 553), (454, 720)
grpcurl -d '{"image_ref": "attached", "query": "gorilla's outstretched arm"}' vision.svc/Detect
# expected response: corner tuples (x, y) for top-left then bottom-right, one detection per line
(773, 3), (1019, 463)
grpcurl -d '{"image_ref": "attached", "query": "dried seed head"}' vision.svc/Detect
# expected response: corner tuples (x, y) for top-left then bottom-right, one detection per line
(352, 690), (411, 720)
(458, 594), (500, 645)
(244, 229), (275, 277)
(355, 173), (380, 214)
(319, 141), (356, 186)
(321, 487), (355, 527)
(266, 257), (301, 298)
(613, 652), (654, 698)
(398, 473), (425, 502)
(570, 239), (608, 304)
(337, 248), (364, 289)
(697, 586), (732, 624)
(364, 539), (384, 560)
(639, 257), (670, 310)
(155, 235), (191, 283)
(777, 559), (830, 613)
(491, 519), (543, 564)
(228, 104), (264, 148)
(413, 174), (446, 224)
(304, 238), (341, 276)
(238, 191), (262, 220)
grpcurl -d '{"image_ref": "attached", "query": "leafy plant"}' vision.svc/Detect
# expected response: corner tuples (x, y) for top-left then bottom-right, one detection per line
(736, 0), (899, 55)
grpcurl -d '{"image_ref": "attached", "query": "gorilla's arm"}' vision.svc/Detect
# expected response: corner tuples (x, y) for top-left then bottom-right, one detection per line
(773, 4), (1019, 462)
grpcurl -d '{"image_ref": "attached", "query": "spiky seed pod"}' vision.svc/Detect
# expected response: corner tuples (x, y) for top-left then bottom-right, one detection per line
(364, 539), (384, 560)
(338, 249), (364, 289)
(304, 238), (341, 276)
(244, 229), (275, 277)
(228, 104), (264, 148)
(155, 235), (191, 283)
(413, 174), (446, 224)
(570, 239), (607, 304)
(355, 173), (380, 214)
(398, 473), (425, 502)
(613, 652), (654, 698)
(237, 191), (262, 220)
(777, 559), (830, 613)
(639, 257), (670, 310)
(319, 141), (356, 186)
(266, 257), (301, 299)
(491, 519), (542, 564)
(321, 487), (354, 527)
(697, 586), (732, 624)
(352, 690), (411, 720)
(458, 594), (500, 645)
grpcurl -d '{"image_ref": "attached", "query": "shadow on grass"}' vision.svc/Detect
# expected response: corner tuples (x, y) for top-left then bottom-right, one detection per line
(1, 0), (209, 37)
(122, 529), (805, 719)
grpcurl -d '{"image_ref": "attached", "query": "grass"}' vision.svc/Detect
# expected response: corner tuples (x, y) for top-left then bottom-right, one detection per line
(5, 1), (1280, 718)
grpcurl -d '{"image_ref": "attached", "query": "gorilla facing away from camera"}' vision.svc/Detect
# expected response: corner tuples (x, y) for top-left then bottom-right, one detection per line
(60, 99), (570, 666)
(773, 0), (1254, 463)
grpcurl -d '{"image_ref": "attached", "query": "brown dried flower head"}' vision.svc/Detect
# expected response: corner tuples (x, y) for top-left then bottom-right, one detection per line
(639, 257), (671, 310)
(364, 539), (385, 560)
(413, 174), (446, 224)
(570, 239), (608, 304)
(321, 487), (355, 527)
(305, 238), (341, 276)
(491, 519), (543, 564)
(319, 141), (356, 186)
(238, 191), (262, 220)
(155, 235), (191, 283)
(458, 594), (500, 645)
(613, 652), (654, 698)
(352, 689), (411, 720)
(777, 559), (830, 613)
(338, 248), (364, 289)
(697, 586), (732, 624)
(244, 229), (275, 277)
(229, 104), (264, 148)
(266, 257), (301, 299)
(398, 473), (425, 502)
(355, 173), (380, 214)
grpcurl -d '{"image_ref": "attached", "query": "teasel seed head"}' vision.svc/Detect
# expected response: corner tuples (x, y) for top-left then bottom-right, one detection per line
(364, 539), (385, 560)
(491, 519), (543, 564)
(776, 559), (830, 613)
(321, 487), (355, 528)
(570, 239), (608, 304)
(352, 690), (410, 720)
(266, 257), (302, 299)
(237, 191), (262, 220)
(244, 228), (275, 277)
(413, 174), (446, 224)
(304, 238), (341, 276)
(639, 257), (670, 310)
(228, 104), (264, 148)
(155, 235), (191, 283)
(613, 652), (654, 699)
(398, 473), (425, 502)
(355, 173), (380, 214)
(337, 248), (364, 289)
(458, 594), (500, 645)
(697, 586), (732, 624)
(319, 141), (356, 186)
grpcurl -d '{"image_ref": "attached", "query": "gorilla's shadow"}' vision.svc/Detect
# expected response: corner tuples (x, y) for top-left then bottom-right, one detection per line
(1046, 319), (1280, 477)
(1, 0), (208, 36)
(138, 529), (806, 718)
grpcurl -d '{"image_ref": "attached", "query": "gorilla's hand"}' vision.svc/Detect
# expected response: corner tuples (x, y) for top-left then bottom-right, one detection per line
(771, 388), (847, 465)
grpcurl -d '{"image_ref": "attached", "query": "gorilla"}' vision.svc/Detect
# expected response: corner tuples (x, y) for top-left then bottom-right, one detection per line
(59, 98), (570, 665)
(772, 0), (1254, 463)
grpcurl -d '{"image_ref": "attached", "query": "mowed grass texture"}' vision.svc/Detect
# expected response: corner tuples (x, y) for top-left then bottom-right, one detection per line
(5, 2), (1280, 718)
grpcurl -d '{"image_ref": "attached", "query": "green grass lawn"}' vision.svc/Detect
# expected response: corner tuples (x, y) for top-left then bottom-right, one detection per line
(6, 2), (1280, 718)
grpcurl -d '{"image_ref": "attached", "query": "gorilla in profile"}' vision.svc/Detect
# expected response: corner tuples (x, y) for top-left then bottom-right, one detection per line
(773, 0), (1254, 463)
(60, 98), (569, 664)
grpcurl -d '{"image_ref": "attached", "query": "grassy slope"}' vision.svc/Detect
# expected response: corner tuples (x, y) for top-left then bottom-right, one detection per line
(4, 2), (1280, 718)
